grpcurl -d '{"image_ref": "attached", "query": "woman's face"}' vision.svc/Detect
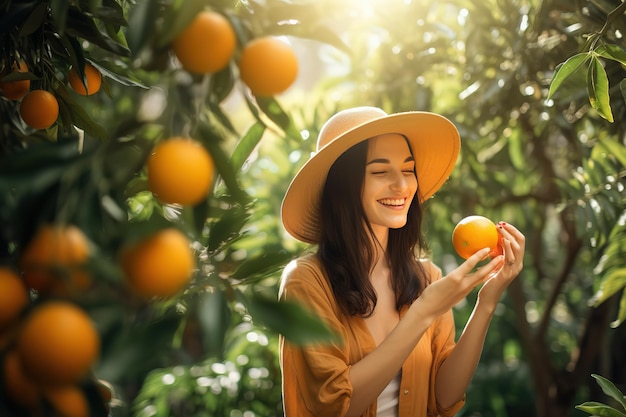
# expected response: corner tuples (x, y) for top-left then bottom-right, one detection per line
(361, 133), (417, 236)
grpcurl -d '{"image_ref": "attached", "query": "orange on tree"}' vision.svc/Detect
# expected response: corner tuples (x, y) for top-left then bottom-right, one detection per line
(19, 89), (59, 130)
(44, 384), (89, 417)
(452, 215), (500, 259)
(121, 228), (195, 298)
(19, 224), (91, 296)
(68, 63), (102, 95)
(238, 36), (299, 97)
(0, 60), (30, 100)
(17, 301), (100, 386)
(147, 137), (214, 205)
(0, 267), (29, 330)
(3, 350), (42, 408)
(172, 10), (236, 74)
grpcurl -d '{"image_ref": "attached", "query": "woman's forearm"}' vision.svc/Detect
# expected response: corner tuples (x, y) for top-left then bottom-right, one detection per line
(434, 303), (494, 408)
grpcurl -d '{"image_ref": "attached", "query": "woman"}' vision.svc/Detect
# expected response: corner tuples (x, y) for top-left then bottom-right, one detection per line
(279, 107), (525, 417)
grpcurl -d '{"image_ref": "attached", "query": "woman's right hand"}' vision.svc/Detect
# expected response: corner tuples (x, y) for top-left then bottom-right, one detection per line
(412, 248), (503, 321)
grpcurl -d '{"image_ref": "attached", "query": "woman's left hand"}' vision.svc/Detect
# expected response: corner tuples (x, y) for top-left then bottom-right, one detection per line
(477, 221), (525, 308)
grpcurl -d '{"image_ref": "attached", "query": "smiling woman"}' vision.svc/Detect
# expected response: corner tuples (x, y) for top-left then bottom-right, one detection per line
(362, 134), (418, 235)
(278, 106), (526, 417)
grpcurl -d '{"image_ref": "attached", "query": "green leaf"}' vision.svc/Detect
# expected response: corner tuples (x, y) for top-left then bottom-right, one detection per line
(95, 312), (181, 382)
(597, 139), (626, 167)
(576, 402), (626, 417)
(243, 293), (337, 345)
(206, 205), (250, 252)
(197, 290), (231, 360)
(595, 44), (626, 66)
(127, 0), (160, 56)
(548, 53), (591, 99)
(197, 123), (250, 205)
(65, 7), (130, 56)
(256, 97), (301, 139)
(621, 79), (626, 106)
(614, 290), (626, 328)
(231, 251), (294, 282)
(49, 0), (70, 33)
(587, 56), (613, 122)
(55, 85), (109, 141)
(230, 122), (266, 172)
(591, 374), (626, 410)
(19, 2), (47, 36)
(209, 66), (236, 105)
(155, 1), (207, 48)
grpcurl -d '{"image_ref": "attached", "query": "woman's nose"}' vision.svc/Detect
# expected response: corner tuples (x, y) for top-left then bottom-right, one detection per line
(390, 171), (409, 191)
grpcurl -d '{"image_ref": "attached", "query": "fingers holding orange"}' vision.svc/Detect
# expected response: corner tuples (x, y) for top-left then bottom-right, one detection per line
(496, 221), (525, 270)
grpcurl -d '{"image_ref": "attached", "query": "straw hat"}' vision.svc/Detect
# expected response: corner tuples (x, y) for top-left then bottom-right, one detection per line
(281, 106), (460, 244)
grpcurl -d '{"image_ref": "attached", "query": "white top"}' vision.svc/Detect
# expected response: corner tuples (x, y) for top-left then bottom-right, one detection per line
(376, 371), (401, 417)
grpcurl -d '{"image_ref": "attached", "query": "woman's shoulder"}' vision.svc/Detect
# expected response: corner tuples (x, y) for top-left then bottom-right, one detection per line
(283, 253), (323, 277)
(279, 253), (328, 295)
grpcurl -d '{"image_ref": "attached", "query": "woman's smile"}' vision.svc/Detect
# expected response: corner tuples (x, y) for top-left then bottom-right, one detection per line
(378, 197), (409, 208)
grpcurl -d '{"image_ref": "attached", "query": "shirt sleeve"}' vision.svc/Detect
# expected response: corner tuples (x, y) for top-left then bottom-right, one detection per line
(279, 258), (353, 417)
(425, 262), (466, 417)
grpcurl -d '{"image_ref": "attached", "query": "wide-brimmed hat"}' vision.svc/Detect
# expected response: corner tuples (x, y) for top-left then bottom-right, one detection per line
(281, 106), (460, 244)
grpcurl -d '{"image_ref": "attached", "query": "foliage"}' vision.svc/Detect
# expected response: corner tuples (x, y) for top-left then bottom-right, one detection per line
(0, 0), (340, 416)
(576, 374), (626, 417)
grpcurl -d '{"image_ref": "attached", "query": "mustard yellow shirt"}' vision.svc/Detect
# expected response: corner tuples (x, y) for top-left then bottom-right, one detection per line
(279, 254), (465, 417)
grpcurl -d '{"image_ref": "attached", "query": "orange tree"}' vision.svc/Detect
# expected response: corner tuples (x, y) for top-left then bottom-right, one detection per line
(0, 0), (346, 416)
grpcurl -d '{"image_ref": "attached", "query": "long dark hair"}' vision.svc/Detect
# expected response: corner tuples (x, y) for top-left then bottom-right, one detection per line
(317, 138), (429, 318)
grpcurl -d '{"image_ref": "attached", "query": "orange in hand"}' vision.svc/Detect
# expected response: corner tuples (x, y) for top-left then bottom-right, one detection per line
(452, 215), (500, 259)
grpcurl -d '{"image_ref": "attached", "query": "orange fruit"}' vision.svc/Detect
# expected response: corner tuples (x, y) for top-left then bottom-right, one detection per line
(19, 89), (59, 129)
(3, 350), (41, 407)
(0, 60), (30, 100)
(0, 267), (29, 330)
(20, 224), (91, 296)
(147, 137), (214, 205)
(452, 215), (499, 259)
(121, 228), (195, 298)
(238, 37), (299, 96)
(17, 301), (100, 386)
(44, 385), (89, 417)
(68, 63), (102, 95)
(172, 10), (236, 74)
(489, 232), (505, 259)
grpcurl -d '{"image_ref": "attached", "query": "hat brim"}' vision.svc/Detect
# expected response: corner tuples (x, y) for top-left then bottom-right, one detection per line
(281, 111), (460, 244)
